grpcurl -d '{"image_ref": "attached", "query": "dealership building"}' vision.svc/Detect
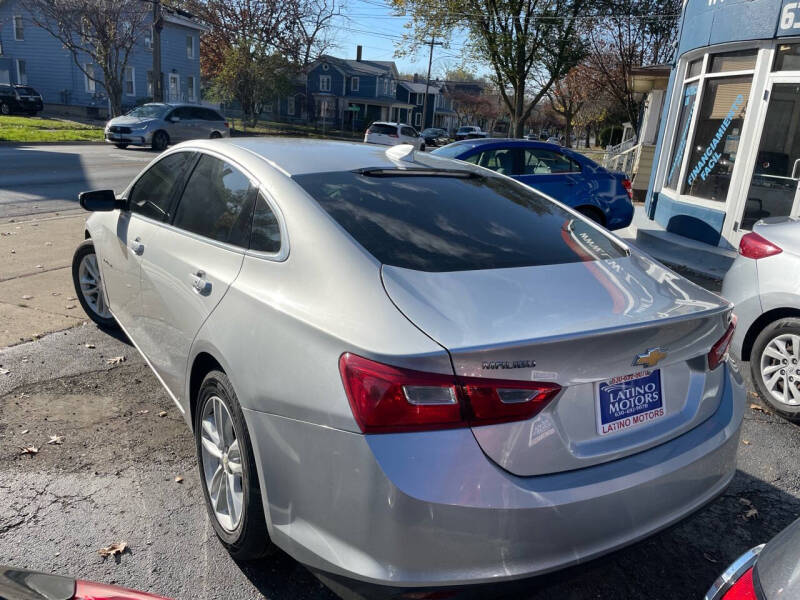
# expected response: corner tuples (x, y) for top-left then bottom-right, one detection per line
(644, 0), (800, 249)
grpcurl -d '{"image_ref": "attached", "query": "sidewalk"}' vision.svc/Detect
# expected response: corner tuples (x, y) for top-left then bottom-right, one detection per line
(0, 209), (87, 348)
(616, 204), (736, 282)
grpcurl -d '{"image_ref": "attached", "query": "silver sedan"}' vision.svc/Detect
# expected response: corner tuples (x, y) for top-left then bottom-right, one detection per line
(72, 139), (744, 593)
(722, 217), (800, 421)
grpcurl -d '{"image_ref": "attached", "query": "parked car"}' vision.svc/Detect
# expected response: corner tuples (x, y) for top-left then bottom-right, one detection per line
(104, 103), (230, 151)
(73, 139), (743, 595)
(432, 138), (634, 229)
(420, 127), (450, 147)
(455, 125), (488, 140)
(0, 83), (44, 116)
(364, 121), (425, 150)
(546, 136), (562, 145)
(704, 516), (800, 600)
(0, 565), (169, 599)
(721, 217), (800, 421)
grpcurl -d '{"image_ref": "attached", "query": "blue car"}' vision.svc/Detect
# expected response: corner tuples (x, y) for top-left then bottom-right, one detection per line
(431, 138), (634, 230)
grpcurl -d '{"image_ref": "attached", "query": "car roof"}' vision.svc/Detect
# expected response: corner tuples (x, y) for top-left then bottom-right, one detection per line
(446, 138), (564, 151)
(182, 138), (463, 176)
(372, 121), (409, 127)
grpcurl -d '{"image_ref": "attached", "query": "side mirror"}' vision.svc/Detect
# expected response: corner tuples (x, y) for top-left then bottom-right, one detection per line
(78, 189), (125, 212)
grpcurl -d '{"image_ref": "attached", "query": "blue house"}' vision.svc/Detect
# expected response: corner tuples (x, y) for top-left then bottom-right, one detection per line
(397, 79), (458, 132)
(0, 1), (203, 117)
(301, 46), (414, 130)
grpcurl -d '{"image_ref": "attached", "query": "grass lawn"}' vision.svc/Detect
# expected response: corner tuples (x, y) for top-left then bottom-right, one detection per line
(228, 117), (361, 140)
(0, 115), (104, 142)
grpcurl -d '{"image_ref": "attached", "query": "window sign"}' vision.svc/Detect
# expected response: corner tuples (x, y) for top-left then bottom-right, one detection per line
(665, 84), (698, 189)
(682, 76), (751, 201)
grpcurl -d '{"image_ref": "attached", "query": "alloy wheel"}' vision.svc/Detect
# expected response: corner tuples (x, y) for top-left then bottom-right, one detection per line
(78, 253), (111, 319)
(760, 333), (800, 406)
(200, 396), (244, 532)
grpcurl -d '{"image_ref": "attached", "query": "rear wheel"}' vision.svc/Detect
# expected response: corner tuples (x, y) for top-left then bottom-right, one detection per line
(0, 102), (10, 115)
(751, 318), (800, 422)
(576, 206), (605, 226)
(195, 370), (273, 559)
(72, 240), (117, 329)
(210, 131), (222, 139)
(420, 143), (426, 152)
(151, 130), (169, 152)
(114, 143), (129, 149)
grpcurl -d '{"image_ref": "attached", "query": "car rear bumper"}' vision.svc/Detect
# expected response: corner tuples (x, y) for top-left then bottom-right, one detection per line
(244, 361), (744, 589)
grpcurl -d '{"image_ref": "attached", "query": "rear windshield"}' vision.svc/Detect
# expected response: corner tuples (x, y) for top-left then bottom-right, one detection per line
(294, 171), (626, 272)
(369, 124), (397, 135)
(16, 86), (38, 95)
(430, 143), (475, 158)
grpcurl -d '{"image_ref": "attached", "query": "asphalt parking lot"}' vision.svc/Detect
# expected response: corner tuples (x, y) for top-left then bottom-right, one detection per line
(2, 142), (800, 599)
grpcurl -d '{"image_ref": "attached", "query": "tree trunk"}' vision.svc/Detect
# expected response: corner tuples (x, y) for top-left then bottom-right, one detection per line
(564, 113), (573, 148)
(512, 85), (525, 138)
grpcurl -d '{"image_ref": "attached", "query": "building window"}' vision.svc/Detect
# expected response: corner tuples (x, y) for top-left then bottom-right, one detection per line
(383, 78), (389, 95)
(13, 16), (23, 41)
(146, 71), (153, 96)
(187, 35), (195, 59)
(664, 83), (698, 190)
(287, 96), (295, 116)
(15, 59), (26, 85)
(187, 75), (196, 101)
(124, 66), (135, 96)
(85, 64), (96, 93)
(144, 27), (153, 51)
(414, 111), (422, 127)
(351, 76), (359, 92)
(320, 74), (331, 92)
(391, 80), (396, 96)
(774, 43), (800, 71)
(415, 93), (423, 106)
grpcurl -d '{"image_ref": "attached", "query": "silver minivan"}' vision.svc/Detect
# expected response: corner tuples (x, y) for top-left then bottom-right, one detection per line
(105, 103), (230, 151)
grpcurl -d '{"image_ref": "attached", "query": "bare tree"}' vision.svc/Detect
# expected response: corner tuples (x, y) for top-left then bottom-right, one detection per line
(298, 0), (343, 66)
(23, 0), (148, 117)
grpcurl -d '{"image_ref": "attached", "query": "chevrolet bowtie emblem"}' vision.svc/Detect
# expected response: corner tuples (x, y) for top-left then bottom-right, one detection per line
(633, 347), (668, 368)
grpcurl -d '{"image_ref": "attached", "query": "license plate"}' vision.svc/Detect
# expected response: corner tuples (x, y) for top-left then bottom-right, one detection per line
(108, 134), (121, 140)
(596, 369), (664, 436)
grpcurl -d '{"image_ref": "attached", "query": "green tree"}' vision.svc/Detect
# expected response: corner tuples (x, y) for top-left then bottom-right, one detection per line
(392, 0), (589, 137)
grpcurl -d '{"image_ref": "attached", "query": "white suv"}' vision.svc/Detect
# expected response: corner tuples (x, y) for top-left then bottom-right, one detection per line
(364, 121), (425, 150)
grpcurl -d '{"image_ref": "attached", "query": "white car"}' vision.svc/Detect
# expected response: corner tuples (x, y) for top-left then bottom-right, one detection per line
(364, 121), (425, 150)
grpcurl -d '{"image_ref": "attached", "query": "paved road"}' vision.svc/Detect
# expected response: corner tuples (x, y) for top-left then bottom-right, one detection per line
(0, 143), (155, 218)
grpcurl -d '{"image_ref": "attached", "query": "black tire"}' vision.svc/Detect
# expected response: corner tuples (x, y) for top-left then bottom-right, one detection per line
(210, 131), (222, 139)
(750, 318), (800, 422)
(195, 370), (273, 560)
(576, 206), (605, 226)
(151, 130), (169, 152)
(0, 102), (10, 116)
(114, 143), (129, 149)
(71, 240), (118, 330)
(420, 143), (426, 152)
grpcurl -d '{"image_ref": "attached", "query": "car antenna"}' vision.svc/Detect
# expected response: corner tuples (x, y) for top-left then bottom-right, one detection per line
(385, 144), (416, 164)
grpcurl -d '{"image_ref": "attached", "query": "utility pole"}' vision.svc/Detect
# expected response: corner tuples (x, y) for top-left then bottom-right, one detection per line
(152, 0), (163, 102)
(421, 37), (442, 131)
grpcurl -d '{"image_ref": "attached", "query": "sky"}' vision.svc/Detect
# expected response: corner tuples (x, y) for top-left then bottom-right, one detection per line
(328, 0), (475, 78)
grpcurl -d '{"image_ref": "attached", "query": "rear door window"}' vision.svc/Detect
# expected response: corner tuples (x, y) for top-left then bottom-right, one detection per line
(128, 151), (196, 221)
(369, 123), (397, 135)
(294, 171), (626, 272)
(249, 193), (282, 253)
(172, 154), (255, 246)
(521, 148), (580, 175)
(473, 148), (517, 175)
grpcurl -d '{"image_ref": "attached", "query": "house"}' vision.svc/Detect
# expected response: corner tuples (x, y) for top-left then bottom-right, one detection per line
(300, 46), (414, 130)
(395, 78), (457, 133)
(0, 0), (203, 117)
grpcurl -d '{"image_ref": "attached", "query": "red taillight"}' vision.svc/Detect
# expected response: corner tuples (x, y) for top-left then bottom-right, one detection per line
(389, 133), (399, 138)
(739, 232), (782, 259)
(339, 353), (561, 433)
(223, 121), (229, 128)
(622, 178), (633, 200)
(722, 568), (757, 600)
(709, 314), (737, 370)
(74, 580), (171, 600)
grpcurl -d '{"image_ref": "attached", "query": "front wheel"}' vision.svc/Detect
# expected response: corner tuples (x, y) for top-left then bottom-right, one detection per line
(420, 143), (426, 152)
(151, 130), (169, 152)
(72, 240), (117, 329)
(0, 102), (10, 115)
(751, 318), (800, 422)
(114, 143), (129, 149)
(195, 370), (273, 559)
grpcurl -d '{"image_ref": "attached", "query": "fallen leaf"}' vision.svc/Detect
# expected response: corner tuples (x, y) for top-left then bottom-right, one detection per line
(51, 292), (61, 296)
(739, 497), (753, 506)
(0, 368), (9, 376)
(19, 446), (38, 456)
(84, 343), (95, 349)
(45, 241), (53, 246)
(35, 264), (43, 269)
(65, 304), (76, 310)
(749, 403), (768, 413)
(174, 476), (183, 483)
(106, 356), (125, 365)
(21, 295), (32, 300)
(742, 439), (751, 445)
(137, 409), (149, 415)
(20, 429), (29, 434)
(98, 541), (128, 558)
(744, 507), (759, 520)
(10, 249), (15, 254)
(703, 552), (719, 564)
(67, 296), (77, 301)
(47, 435), (64, 445)
(158, 410), (167, 417)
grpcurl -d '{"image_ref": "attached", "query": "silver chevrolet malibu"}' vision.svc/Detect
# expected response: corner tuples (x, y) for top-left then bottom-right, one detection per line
(72, 139), (745, 593)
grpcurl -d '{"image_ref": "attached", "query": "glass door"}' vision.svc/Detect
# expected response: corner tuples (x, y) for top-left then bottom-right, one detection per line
(737, 77), (800, 231)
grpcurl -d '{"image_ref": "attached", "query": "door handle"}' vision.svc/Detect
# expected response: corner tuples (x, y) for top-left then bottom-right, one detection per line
(190, 270), (211, 295)
(129, 237), (144, 255)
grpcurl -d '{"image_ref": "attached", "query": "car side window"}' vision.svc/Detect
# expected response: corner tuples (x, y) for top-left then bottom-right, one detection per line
(401, 126), (416, 137)
(187, 106), (206, 120)
(172, 106), (192, 120)
(128, 151), (196, 221)
(205, 109), (224, 121)
(521, 149), (580, 175)
(172, 154), (254, 246)
(249, 193), (282, 254)
(474, 148), (516, 175)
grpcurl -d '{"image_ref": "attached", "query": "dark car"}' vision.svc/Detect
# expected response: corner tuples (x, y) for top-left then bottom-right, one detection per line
(432, 138), (634, 230)
(0, 84), (44, 116)
(0, 565), (170, 599)
(420, 127), (450, 147)
(705, 516), (800, 599)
